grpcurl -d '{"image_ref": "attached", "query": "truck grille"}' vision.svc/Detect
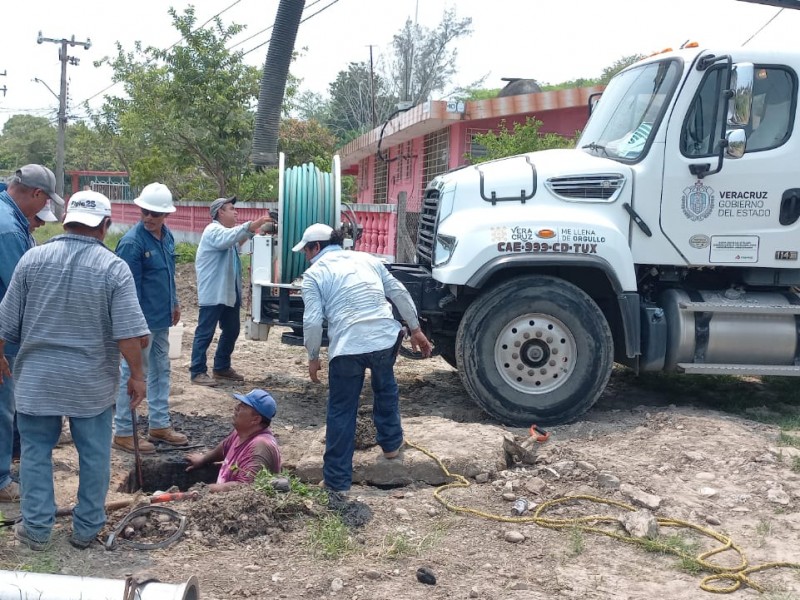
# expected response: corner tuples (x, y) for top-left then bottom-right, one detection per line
(416, 188), (440, 266)
(545, 173), (625, 202)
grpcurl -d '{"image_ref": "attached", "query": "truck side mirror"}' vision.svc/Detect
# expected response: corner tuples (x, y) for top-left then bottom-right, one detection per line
(727, 63), (754, 127)
(725, 129), (746, 159)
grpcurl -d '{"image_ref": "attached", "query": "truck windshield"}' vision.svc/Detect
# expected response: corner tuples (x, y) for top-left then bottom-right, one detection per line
(579, 59), (681, 162)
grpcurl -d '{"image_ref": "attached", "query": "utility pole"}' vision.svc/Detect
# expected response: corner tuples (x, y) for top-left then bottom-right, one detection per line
(367, 45), (377, 128)
(37, 32), (91, 203)
(0, 70), (7, 98)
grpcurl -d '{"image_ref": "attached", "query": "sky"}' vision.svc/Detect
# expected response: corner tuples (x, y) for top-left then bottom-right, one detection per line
(2, 0), (800, 129)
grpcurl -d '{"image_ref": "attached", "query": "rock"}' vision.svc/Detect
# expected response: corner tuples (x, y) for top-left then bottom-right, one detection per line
(503, 481), (514, 493)
(364, 570), (381, 580)
(524, 477), (547, 495)
(694, 472), (715, 481)
(271, 477), (291, 492)
(597, 472), (620, 490)
(705, 515), (722, 526)
(509, 581), (530, 590)
(621, 509), (659, 539)
(504, 530), (525, 543)
(767, 487), (790, 505)
(394, 507), (412, 521)
(620, 483), (662, 510)
(475, 472), (490, 484)
(502, 492), (516, 502)
(469, 587), (479, 598)
(416, 567), (436, 585)
(575, 461), (597, 472)
(330, 578), (344, 592)
(698, 487), (718, 498)
(768, 446), (800, 459)
(244, 565), (260, 573)
(130, 516), (148, 530)
(427, 507), (438, 517)
(552, 460), (575, 473)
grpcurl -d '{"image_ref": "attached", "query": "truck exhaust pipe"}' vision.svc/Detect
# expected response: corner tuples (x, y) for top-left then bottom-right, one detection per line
(0, 570), (198, 600)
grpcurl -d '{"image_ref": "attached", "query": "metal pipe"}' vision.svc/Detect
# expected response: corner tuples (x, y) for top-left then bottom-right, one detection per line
(0, 571), (198, 600)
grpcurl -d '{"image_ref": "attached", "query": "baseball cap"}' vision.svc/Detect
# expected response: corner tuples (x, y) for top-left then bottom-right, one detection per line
(292, 223), (334, 252)
(210, 196), (236, 219)
(233, 389), (277, 420)
(63, 190), (112, 227)
(36, 201), (58, 223)
(11, 164), (64, 207)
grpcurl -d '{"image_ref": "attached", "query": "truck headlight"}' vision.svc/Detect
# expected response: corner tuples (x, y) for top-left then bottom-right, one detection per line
(433, 233), (457, 267)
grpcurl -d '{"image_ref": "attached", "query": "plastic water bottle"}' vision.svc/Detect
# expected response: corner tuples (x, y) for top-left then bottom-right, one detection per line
(511, 498), (529, 516)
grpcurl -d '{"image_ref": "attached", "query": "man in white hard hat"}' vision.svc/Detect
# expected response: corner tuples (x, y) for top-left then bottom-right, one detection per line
(0, 165), (63, 504)
(112, 183), (188, 453)
(0, 190), (149, 550)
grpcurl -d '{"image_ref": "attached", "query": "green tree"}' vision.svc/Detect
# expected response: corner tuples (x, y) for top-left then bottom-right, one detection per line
(279, 119), (336, 171)
(468, 117), (575, 163)
(0, 115), (56, 169)
(600, 54), (646, 85)
(327, 62), (397, 144)
(66, 121), (123, 171)
(94, 6), (263, 199)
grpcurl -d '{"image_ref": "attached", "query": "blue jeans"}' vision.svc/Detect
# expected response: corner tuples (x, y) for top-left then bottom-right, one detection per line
(18, 407), (113, 544)
(115, 328), (170, 436)
(190, 303), (241, 377)
(0, 355), (15, 491)
(323, 346), (404, 492)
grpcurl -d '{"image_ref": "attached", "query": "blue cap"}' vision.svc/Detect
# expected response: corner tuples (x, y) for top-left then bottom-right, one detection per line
(233, 389), (277, 420)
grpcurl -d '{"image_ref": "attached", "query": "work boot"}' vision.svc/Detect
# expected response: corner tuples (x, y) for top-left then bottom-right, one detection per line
(212, 367), (245, 382)
(191, 373), (219, 387)
(0, 481), (20, 502)
(149, 427), (188, 446)
(14, 523), (49, 551)
(69, 535), (98, 550)
(383, 440), (405, 460)
(112, 435), (156, 454)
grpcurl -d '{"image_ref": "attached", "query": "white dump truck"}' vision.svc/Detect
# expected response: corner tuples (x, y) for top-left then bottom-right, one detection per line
(250, 45), (800, 426)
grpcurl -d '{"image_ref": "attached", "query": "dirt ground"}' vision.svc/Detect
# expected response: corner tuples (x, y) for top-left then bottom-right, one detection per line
(2, 263), (800, 599)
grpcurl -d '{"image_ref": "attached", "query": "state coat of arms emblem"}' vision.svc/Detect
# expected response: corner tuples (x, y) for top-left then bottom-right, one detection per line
(681, 182), (715, 222)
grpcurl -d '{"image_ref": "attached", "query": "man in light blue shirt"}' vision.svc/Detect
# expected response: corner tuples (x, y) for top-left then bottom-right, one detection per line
(296, 223), (432, 493)
(189, 197), (271, 386)
(0, 165), (62, 504)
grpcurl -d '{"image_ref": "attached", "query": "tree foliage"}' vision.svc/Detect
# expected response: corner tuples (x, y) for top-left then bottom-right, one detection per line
(0, 115), (57, 169)
(326, 62), (397, 144)
(93, 6), (261, 198)
(468, 118), (576, 164)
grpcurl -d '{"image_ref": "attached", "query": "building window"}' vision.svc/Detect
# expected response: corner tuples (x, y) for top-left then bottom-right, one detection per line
(359, 158), (369, 192)
(466, 128), (489, 162)
(373, 156), (388, 204)
(403, 141), (413, 181)
(422, 128), (450, 189)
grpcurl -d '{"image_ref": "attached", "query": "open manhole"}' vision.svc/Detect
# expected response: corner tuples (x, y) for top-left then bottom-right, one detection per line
(118, 413), (230, 493)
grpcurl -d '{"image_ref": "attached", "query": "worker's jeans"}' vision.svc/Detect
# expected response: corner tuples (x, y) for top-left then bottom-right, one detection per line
(115, 328), (171, 436)
(18, 407), (113, 544)
(190, 303), (241, 377)
(0, 355), (15, 492)
(323, 346), (404, 492)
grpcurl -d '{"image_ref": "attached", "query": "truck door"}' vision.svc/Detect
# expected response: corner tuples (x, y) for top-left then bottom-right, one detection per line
(660, 63), (799, 267)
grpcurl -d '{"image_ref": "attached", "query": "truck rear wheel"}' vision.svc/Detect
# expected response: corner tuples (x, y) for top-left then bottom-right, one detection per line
(456, 275), (613, 426)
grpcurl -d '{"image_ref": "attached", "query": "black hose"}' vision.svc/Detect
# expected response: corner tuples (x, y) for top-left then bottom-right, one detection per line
(251, 0), (306, 167)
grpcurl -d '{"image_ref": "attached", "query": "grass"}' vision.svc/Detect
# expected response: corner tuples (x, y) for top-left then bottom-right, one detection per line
(627, 370), (800, 430)
(175, 242), (197, 264)
(792, 457), (800, 473)
(568, 526), (585, 556)
(382, 521), (450, 559)
(641, 533), (702, 574)
(307, 513), (355, 559)
(777, 432), (800, 449)
(253, 469), (328, 504)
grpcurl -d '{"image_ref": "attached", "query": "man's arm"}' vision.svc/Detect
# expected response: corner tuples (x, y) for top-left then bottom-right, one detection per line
(379, 265), (433, 357)
(118, 337), (147, 408)
(301, 275), (324, 382)
(185, 442), (225, 471)
(0, 230), (31, 297)
(0, 340), (10, 385)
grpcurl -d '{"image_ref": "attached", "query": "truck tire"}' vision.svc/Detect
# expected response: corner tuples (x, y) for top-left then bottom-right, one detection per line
(455, 275), (613, 426)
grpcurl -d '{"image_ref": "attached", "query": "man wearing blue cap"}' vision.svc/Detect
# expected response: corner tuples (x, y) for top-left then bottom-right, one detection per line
(185, 389), (281, 493)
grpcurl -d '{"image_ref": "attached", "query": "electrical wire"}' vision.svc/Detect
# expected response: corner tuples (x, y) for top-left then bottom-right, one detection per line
(741, 7), (783, 46)
(227, 0), (326, 51)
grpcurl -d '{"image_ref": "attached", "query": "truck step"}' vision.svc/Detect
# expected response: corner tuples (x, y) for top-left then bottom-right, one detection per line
(678, 301), (800, 315)
(677, 363), (800, 376)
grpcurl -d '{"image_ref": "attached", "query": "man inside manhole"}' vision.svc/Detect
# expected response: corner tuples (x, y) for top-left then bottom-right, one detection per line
(185, 389), (281, 493)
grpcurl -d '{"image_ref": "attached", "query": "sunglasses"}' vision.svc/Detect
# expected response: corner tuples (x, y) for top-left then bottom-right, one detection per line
(141, 209), (167, 218)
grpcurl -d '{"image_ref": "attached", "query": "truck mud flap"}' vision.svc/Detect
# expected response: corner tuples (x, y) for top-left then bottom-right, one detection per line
(387, 263), (451, 314)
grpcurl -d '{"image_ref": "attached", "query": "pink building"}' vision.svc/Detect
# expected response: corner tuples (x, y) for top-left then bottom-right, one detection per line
(338, 86), (604, 261)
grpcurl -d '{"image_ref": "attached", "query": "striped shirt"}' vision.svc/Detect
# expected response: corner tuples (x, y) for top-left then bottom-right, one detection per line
(0, 234), (150, 417)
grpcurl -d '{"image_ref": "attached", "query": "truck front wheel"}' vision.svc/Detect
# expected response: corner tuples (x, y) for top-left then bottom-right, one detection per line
(455, 275), (613, 426)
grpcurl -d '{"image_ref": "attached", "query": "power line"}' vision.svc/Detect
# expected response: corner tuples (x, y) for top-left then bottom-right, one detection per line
(742, 7), (784, 45)
(227, 0), (325, 51)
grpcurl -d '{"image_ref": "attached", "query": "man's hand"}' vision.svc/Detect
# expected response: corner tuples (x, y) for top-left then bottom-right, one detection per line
(0, 355), (11, 385)
(185, 453), (206, 472)
(308, 358), (322, 383)
(127, 377), (147, 409)
(172, 305), (181, 326)
(248, 215), (273, 234)
(409, 329), (433, 358)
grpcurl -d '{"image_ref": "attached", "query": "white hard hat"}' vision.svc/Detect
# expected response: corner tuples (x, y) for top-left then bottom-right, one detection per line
(134, 182), (176, 214)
